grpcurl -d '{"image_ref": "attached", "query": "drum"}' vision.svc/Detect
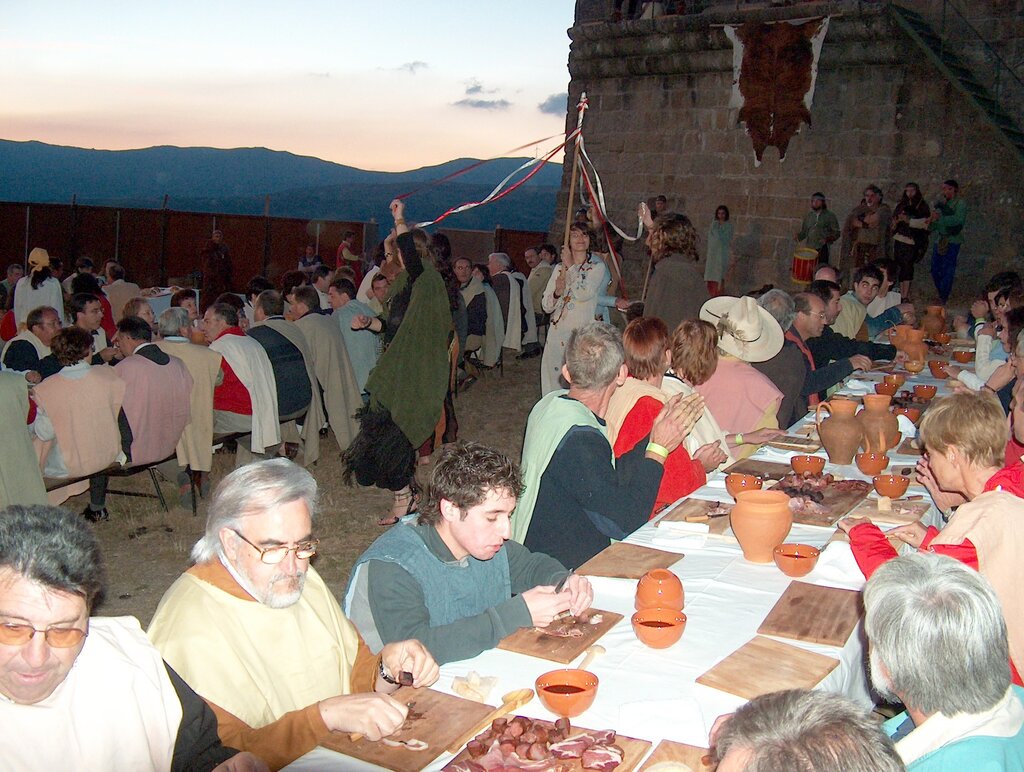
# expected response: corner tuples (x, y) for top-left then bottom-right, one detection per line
(791, 247), (818, 285)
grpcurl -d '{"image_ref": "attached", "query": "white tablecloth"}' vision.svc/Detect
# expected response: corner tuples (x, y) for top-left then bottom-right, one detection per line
(288, 364), (962, 770)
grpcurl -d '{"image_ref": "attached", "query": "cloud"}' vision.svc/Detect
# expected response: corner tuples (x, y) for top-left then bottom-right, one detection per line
(538, 93), (567, 115)
(395, 61), (428, 75)
(464, 78), (498, 96)
(453, 98), (512, 111)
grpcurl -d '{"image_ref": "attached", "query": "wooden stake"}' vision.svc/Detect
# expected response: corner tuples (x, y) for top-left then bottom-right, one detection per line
(562, 93), (588, 248)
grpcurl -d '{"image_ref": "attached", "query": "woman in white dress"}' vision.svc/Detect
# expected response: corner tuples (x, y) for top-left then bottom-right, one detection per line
(14, 248), (66, 326)
(539, 223), (610, 394)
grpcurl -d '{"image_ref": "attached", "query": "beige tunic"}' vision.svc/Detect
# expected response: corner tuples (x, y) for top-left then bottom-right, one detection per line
(156, 338), (223, 472)
(293, 312), (362, 451)
(0, 372), (46, 506)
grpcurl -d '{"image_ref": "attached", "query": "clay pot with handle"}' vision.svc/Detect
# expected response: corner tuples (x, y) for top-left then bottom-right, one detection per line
(902, 328), (929, 363)
(815, 398), (863, 465)
(730, 490), (793, 563)
(858, 394), (902, 452)
(921, 305), (946, 338)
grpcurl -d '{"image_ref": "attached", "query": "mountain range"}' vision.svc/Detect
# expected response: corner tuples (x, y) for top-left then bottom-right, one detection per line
(0, 139), (563, 232)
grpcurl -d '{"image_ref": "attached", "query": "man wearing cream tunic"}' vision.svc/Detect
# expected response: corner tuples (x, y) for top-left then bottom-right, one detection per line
(148, 459), (439, 770)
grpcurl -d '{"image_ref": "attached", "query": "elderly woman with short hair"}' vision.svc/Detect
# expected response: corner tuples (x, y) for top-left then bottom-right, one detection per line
(840, 390), (1024, 685)
(605, 317), (727, 517)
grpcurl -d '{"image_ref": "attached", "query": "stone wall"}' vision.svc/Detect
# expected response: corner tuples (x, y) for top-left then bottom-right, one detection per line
(557, 1), (1024, 304)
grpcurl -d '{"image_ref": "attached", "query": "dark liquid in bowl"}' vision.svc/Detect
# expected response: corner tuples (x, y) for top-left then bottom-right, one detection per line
(544, 684), (586, 694)
(639, 620), (676, 628)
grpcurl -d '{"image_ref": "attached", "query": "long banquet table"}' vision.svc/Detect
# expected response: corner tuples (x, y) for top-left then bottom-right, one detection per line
(287, 349), (969, 771)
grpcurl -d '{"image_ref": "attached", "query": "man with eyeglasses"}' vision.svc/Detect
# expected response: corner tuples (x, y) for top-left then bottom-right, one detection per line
(0, 504), (265, 771)
(785, 292), (872, 417)
(148, 458), (439, 770)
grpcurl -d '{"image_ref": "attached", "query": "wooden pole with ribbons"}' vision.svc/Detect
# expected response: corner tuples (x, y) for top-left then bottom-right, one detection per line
(562, 93), (588, 248)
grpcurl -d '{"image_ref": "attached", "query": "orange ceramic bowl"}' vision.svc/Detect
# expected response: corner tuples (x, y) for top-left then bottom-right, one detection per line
(893, 406), (922, 423)
(856, 452), (890, 475)
(874, 382), (898, 396)
(914, 384), (938, 401)
(635, 568), (684, 611)
(874, 473), (910, 498)
(953, 350), (974, 363)
(535, 669), (599, 717)
(904, 360), (925, 374)
(773, 543), (820, 577)
(884, 374), (906, 388)
(631, 608), (687, 649)
(725, 473), (763, 500)
(934, 332), (952, 345)
(791, 455), (826, 476)
(928, 360), (949, 379)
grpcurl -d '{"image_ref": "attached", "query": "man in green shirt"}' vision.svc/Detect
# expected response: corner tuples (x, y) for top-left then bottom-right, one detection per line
(796, 192), (840, 265)
(343, 442), (594, 664)
(928, 179), (967, 303)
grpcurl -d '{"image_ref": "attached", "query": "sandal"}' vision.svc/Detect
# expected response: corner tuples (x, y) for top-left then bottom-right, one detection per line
(378, 488), (420, 526)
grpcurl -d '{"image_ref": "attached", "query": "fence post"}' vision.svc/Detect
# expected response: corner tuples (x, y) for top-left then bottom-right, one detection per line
(263, 195), (272, 276)
(23, 205), (31, 265)
(159, 195), (169, 286)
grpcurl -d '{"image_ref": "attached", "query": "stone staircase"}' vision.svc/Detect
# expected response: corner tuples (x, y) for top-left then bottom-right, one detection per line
(890, 1), (1024, 159)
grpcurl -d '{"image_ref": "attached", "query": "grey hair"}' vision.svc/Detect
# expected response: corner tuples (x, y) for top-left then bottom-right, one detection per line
(758, 289), (796, 332)
(191, 458), (319, 563)
(489, 252), (512, 270)
(714, 689), (903, 771)
(565, 321), (624, 391)
(158, 307), (191, 338)
(864, 552), (1009, 715)
(0, 505), (106, 610)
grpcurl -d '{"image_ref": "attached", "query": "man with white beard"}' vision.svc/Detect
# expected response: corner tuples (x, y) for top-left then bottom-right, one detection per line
(148, 459), (439, 770)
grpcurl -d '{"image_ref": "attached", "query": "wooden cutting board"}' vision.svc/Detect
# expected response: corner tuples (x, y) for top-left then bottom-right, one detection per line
(784, 482), (873, 527)
(696, 636), (839, 700)
(656, 499), (732, 536)
(320, 687), (493, 771)
(497, 608), (624, 663)
(766, 435), (821, 453)
(724, 459), (792, 480)
(756, 581), (862, 647)
(577, 543), (682, 579)
(844, 497), (931, 526)
(638, 739), (711, 771)
(444, 722), (651, 771)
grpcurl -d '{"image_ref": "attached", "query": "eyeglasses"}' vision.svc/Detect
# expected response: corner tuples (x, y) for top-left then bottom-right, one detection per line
(0, 622), (87, 648)
(231, 529), (318, 564)
(802, 311), (827, 320)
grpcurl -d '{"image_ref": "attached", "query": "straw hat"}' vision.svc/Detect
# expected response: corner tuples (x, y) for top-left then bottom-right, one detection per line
(27, 247), (50, 273)
(699, 295), (784, 363)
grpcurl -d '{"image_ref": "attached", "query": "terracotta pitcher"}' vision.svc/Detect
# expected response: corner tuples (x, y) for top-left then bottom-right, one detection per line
(815, 398), (863, 465)
(921, 305), (946, 338)
(731, 490), (793, 563)
(902, 328), (929, 363)
(858, 394), (902, 452)
(887, 324), (913, 352)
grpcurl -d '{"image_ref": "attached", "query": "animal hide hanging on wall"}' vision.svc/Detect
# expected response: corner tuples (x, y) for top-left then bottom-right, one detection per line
(725, 17), (830, 166)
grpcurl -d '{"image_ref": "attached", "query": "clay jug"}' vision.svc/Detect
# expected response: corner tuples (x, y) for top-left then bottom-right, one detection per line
(858, 394), (902, 452)
(888, 324), (913, 352)
(902, 328), (928, 363)
(731, 490), (793, 563)
(921, 305), (946, 338)
(815, 398), (863, 465)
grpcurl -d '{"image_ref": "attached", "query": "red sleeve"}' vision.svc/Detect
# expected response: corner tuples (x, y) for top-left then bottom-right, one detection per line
(922, 528), (979, 569)
(612, 398), (706, 518)
(1, 311), (17, 341)
(848, 522), (900, 578)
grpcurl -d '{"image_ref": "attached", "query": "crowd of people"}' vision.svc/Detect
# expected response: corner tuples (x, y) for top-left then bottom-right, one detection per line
(1, 184), (1023, 771)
